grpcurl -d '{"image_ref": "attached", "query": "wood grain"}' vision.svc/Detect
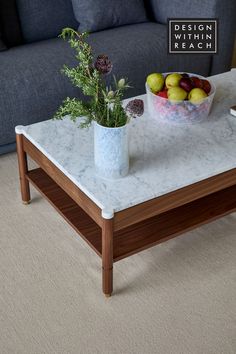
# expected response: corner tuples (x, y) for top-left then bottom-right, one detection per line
(23, 136), (103, 227)
(102, 218), (113, 296)
(113, 184), (236, 261)
(16, 134), (31, 203)
(27, 168), (102, 257)
(114, 169), (236, 231)
(26, 168), (236, 264)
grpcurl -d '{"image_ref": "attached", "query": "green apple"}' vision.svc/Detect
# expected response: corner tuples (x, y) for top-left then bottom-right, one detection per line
(188, 88), (207, 104)
(165, 73), (182, 89)
(168, 87), (187, 102)
(147, 73), (164, 93)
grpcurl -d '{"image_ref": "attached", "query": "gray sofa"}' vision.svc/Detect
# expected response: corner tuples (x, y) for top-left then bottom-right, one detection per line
(0, 0), (236, 155)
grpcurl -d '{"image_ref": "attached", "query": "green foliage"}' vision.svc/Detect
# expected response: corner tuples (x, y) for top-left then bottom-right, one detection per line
(54, 28), (130, 128)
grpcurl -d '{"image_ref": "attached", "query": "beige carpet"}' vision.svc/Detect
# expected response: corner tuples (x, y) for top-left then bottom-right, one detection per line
(0, 153), (236, 354)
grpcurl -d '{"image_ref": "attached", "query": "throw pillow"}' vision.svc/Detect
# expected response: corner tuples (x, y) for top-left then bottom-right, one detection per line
(71, 0), (148, 33)
(16, 0), (78, 43)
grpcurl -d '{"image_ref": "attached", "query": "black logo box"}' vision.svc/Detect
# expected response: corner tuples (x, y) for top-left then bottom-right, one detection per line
(168, 19), (218, 54)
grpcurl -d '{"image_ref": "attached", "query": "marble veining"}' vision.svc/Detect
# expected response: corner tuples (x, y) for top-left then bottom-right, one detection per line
(16, 70), (236, 218)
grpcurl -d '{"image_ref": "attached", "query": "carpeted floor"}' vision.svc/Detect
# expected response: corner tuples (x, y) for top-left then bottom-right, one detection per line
(0, 153), (236, 354)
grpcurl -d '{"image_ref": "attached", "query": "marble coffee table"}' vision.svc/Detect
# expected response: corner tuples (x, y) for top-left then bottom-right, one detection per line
(16, 70), (236, 297)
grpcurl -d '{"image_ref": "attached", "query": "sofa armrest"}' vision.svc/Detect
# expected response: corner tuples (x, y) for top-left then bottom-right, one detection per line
(148, 0), (236, 74)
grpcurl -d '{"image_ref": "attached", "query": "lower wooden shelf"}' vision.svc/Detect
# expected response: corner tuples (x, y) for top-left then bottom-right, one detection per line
(114, 186), (236, 261)
(27, 168), (102, 257)
(27, 168), (236, 263)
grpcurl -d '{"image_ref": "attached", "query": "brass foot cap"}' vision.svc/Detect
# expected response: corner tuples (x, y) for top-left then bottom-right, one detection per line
(22, 200), (31, 205)
(105, 294), (111, 298)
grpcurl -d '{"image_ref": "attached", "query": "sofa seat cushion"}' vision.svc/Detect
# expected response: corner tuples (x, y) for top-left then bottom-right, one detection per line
(0, 23), (211, 147)
(16, 0), (78, 43)
(72, 0), (148, 32)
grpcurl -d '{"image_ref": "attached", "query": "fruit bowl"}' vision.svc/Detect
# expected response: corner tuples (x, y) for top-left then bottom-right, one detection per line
(146, 72), (216, 124)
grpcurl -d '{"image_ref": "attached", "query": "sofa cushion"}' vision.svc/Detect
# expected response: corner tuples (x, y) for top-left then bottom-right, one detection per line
(0, 23), (211, 148)
(0, 0), (23, 47)
(16, 0), (78, 43)
(148, 0), (216, 24)
(71, 0), (148, 32)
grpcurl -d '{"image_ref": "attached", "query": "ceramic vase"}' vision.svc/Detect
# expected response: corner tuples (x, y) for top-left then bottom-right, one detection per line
(94, 122), (129, 179)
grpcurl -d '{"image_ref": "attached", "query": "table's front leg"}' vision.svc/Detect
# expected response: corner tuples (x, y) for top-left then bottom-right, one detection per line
(16, 133), (31, 204)
(102, 218), (113, 297)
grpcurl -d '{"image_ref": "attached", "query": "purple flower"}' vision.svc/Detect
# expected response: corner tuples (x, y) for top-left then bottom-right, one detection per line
(94, 54), (112, 75)
(126, 99), (144, 117)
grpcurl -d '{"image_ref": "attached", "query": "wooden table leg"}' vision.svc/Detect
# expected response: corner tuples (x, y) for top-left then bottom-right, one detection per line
(102, 218), (113, 297)
(16, 134), (31, 204)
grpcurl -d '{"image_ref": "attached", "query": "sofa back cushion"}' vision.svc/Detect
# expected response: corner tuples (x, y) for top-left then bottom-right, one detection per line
(0, 0), (23, 47)
(71, 0), (148, 33)
(147, 0), (215, 24)
(16, 0), (78, 43)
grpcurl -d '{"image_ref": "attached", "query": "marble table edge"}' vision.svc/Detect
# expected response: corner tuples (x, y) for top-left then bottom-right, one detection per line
(101, 209), (114, 219)
(15, 125), (25, 134)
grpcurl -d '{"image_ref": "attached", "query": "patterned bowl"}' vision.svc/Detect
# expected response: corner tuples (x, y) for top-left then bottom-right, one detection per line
(146, 72), (216, 124)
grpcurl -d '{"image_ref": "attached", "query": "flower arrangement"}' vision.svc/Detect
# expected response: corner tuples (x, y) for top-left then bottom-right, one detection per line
(54, 28), (144, 128)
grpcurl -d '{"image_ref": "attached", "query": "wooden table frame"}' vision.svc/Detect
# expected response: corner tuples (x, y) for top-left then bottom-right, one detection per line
(16, 132), (236, 297)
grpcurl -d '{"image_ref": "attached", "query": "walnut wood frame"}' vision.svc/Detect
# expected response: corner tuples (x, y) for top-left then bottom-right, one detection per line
(16, 133), (236, 296)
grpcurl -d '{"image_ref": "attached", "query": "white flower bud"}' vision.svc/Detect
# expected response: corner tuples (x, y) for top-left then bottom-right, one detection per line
(107, 90), (114, 98)
(118, 78), (125, 89)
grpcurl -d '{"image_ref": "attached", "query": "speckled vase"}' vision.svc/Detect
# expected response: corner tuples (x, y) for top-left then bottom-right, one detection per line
(94, 122), (129, 179)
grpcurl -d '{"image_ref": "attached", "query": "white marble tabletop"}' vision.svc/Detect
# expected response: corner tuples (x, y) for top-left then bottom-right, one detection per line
(16, 70), (236, 218)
